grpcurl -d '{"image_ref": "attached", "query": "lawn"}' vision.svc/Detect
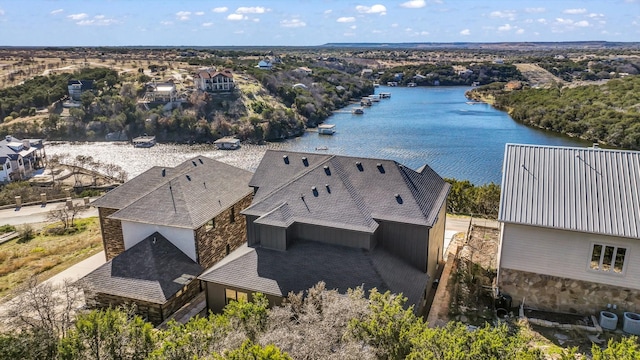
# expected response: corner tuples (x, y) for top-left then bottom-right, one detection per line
(0, 217), (102, 299)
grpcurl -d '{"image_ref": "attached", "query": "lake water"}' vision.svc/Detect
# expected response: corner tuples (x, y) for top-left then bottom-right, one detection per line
(46, 86), (589, 185)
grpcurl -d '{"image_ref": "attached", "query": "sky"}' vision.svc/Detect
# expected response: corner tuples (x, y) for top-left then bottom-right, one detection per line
(0, 0), (639, 46)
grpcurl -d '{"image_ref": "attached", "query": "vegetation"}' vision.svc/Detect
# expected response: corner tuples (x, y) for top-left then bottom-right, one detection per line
(375, 62), (524, 87)
(2, 280), (637, 359)
(468, 75), (640, 149)
(0, 217), (101, 298)
(445, 178), (500, 219)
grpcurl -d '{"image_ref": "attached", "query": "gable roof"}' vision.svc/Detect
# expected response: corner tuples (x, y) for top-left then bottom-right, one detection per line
(0, 136), (42, 161)
(243, 150), (449, 231)
(92, 156), (253, 229)
(198, 241), (429, 311)
(499, 144), (640, 239)
(81, 232), (203, 304)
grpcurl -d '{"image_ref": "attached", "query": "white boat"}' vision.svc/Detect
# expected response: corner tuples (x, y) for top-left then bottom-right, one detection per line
(214, 137), (241, 150)
(318, 124), (336, 135)
(380, 92), (391, 99)
(132, 135), (156, 148)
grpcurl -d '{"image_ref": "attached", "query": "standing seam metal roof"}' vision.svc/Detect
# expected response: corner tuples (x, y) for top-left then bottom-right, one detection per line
(499, 144), (640, 239)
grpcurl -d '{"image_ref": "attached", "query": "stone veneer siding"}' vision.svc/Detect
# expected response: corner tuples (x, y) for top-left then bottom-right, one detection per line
(98, 207), (125, 261)
(499, 267), (640, 315)
(85, 279), (202, 326)
(194, 193), (253, 269)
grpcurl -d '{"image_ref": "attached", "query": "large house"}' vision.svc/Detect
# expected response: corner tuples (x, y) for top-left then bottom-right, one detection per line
(145, 82), (177, 103)
(67, 79), (93, 101)
(194, 69), (235, 92)
(83, 156), (253, 324)
(497, 144), (640, 314)
(0, 135), (45, 183)
(199, 150), (450, 314)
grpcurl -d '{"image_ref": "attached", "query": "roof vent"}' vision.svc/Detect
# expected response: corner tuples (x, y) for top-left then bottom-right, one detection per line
(283, 155), (289, 164)
(324, 165), (331, 175)
(192, 161), (197, 166)
(198, 158), (203, 164)
(356, 161), (363, 171)
(325, 184), (331, 193)
(312, 186), (318, 197)
(395, 193), (403, 204)
(302, 157), (309, 167)
(377, 163), (385, 173)
(186, 175), (191, 181)
(161, 168), (166, 177)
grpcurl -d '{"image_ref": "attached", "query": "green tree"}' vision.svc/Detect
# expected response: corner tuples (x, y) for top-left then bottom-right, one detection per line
(216, 340), (292, 360)
(591, 336), (640, 360)
(151, 314), (230, 360)
(223, 293), (269, 342)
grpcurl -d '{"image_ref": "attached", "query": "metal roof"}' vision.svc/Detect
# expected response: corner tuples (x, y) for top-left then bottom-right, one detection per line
(499, 144), (640, 239)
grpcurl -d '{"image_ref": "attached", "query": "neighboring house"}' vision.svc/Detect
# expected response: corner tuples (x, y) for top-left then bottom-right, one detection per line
(295, 67), (313, 75)
(194, 69), (235, 92)
(0, 135), (45, 183)
(67, 79), (93, 101)
(497, 144), (640, 314)
(257, 60), (272, 70)
(199, 150), (450, 314)
(145, 82), (177, 103)
(83, 156), (253, 324)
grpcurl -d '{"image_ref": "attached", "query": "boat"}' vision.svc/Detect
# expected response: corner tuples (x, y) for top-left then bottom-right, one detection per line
(387, 81), (398, 87)
(369, 95), (381, 102)
(318, 124), (336, 135)
(132, 135), (156, 148)
(407, 82), (417, 87)
(380, 92), (391, 99)
(352, 107), (364, 115)
(214, 137), (241, 150)
(361, 97), (372, 106)
(373, 83), (380, 88)
(315, 146), (329, 151)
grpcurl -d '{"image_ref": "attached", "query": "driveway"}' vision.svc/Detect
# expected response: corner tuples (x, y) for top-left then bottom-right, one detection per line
(0, 199), (98, 227)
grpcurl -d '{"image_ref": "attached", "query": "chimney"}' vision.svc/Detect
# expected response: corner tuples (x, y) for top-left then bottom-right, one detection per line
(283, 155), (289, 164)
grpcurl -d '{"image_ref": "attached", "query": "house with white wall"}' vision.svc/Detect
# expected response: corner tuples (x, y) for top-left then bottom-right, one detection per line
(497, 144), (640, 315)
(0, 135), (45, 183)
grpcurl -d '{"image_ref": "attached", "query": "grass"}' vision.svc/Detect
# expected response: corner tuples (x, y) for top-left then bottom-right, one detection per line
(0, 217), (102, 299)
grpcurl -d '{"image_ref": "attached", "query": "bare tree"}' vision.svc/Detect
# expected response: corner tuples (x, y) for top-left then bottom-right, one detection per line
(47, 203), (86, 230)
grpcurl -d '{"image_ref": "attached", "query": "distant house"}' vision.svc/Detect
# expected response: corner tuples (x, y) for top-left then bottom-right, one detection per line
(67, 80), (93, 101)
(199, 150), (450, 314)
(361, 69), (374, 77)
(145, 82), (177, 103)
(497, 144), (640, 315)
(194, 69), (235, 92)
(257, 60), (273, 70)
(295, 67), (313, 75)
(0, 135), (45, 183)
(84, 156), (253, 324)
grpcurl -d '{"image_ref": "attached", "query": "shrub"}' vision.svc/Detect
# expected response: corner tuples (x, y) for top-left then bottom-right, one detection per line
(0, 224), (16, 234)
(3, 116), (13, 123)
(17, 224), (35, 243)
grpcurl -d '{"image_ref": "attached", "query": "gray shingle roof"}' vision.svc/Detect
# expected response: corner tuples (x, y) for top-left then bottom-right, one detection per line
(198, 241), (429, 310)
(92, 156), (253, 229)
(499, 144), (640, 239)
(80, 232), (203, 304)
(243, 150), (450, 230)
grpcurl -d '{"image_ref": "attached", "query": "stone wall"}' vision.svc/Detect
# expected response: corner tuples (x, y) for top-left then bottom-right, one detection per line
(98, 207), (125, 261)
(85, 279), (202, 326)
(499, 267), (640, 315)
(194, 193), (252, 269)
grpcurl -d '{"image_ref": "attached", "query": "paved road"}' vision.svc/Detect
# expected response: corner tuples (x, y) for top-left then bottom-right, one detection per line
(0, 199), (98, 226)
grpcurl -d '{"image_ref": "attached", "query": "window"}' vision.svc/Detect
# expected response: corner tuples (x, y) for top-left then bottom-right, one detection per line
(205, 218), (215, 231)
(230, 207), (235, 223)
(590, 243), (627, 274)
(225, 289), (248, 304)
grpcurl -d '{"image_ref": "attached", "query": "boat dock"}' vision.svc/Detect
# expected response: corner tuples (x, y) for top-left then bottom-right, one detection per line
(132, 135), (156, 148)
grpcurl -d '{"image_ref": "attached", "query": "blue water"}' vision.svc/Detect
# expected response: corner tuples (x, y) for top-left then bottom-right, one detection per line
(283, 86), (589, 185)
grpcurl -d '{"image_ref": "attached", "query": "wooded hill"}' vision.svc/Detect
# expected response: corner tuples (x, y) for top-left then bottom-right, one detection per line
(468, 75), (640, 149)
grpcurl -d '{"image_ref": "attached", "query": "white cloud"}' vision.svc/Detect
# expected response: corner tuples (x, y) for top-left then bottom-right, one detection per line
(460, 29), (471, 35)
(516, 29), (525, 34)
(554, 18), (590, 28)
(420, 31), (429, 35)
(400, 0), (426, 9)
(490, 10), (516, 21)
(537, 18), (547, 24)
(575, 20), (590, 27)
(563, 8), (587, 14)
(67, 13), (88, 20)
(202, 22), (213, 27)
(350, 25), (357, 29)
(252, 18), (260, 22)
(337, 17), (356, 23)
(324, 9), (332, 14)
(161, 21), (173, 26)
(227, 13), (247, 21)
(195, 11), (205, 16)
(356, 4), (387, 15)
(212, 7), (228, 13)
(236, 6), (269, 14)
(176, 11), (191, 21)
(281, 19), (306, 28)
(0, 8), (4, 16)
(77, 16), (117, 26)
(588, 13), (605, 18)
(498, 24), (513, 31)
(525, 7), (545, 13)
(51, 9), (64, 15)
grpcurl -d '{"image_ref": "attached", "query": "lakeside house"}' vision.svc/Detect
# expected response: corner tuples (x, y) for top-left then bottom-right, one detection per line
(194, 69), (235, 93)
(497, 144), (640, 315)
(67, 79), (93, 101)
(0, 135), (45, 183)
(144, 82), (177, 103)
(83, 156), (253, 324)
(199, 150), (450, 314)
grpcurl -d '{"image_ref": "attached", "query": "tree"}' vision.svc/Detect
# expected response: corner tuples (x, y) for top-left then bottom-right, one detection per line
(591, 336), (640, 360)
(47, 203), (86, 230)
(216, 340), (292, 360)
(151, 314), (230, 360)
(223, 292), (269, 342)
